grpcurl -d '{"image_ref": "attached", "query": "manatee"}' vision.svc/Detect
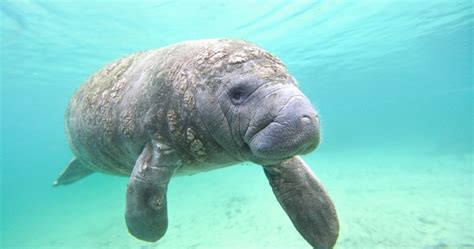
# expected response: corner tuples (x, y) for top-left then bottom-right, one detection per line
(54, 39), (339, 249)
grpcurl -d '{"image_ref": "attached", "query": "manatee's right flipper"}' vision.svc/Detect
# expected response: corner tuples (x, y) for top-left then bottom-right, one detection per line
(263, 156), (339, 249)
(53, 157), (94, 187)
(125, 141), (182, 242)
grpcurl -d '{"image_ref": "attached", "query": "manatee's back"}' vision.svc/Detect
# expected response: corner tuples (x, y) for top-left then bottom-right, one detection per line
(66, 51), (151, 175)
(65, 41), (207, 175)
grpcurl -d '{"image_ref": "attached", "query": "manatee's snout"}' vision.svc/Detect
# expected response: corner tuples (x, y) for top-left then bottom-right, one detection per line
(247, 90), (320, 161)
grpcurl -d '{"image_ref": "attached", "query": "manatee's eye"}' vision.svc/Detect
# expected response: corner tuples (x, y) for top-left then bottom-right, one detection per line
(227, 77), (261, 105)
(229, 86), (248, 105)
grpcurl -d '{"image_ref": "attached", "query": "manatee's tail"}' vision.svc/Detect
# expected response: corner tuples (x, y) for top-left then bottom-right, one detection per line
(53, 157), (94, 187)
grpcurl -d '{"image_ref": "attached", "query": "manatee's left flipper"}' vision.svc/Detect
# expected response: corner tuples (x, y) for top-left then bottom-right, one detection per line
(125, 141), (182, 242)
(263, 156), (339, 249)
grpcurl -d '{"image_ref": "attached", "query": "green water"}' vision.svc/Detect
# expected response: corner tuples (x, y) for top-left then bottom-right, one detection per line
(1, 1), (473, 248)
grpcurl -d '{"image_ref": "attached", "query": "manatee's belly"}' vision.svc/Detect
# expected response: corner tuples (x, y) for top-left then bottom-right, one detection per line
(174, 161), (238, 176)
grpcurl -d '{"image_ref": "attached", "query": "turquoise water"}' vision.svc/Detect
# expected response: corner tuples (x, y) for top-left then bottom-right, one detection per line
(1, 1), (473, 248)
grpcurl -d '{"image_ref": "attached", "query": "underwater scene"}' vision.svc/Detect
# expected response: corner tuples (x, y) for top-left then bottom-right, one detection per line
(1, 1), (473, 249)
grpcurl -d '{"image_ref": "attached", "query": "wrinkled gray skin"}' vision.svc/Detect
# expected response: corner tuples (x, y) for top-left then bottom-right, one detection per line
(55, 39), (339, 249)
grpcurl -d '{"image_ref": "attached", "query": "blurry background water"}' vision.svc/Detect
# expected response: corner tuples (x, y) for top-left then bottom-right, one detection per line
(1, 1), (472, 249)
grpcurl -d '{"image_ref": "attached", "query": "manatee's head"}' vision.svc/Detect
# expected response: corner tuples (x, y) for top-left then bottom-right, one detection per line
(196, 39), (320, 165)
(227, 75), (320, 165)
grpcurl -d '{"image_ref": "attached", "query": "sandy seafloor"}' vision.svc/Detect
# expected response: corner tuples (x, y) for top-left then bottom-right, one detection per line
(2, 146), (472, 249)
